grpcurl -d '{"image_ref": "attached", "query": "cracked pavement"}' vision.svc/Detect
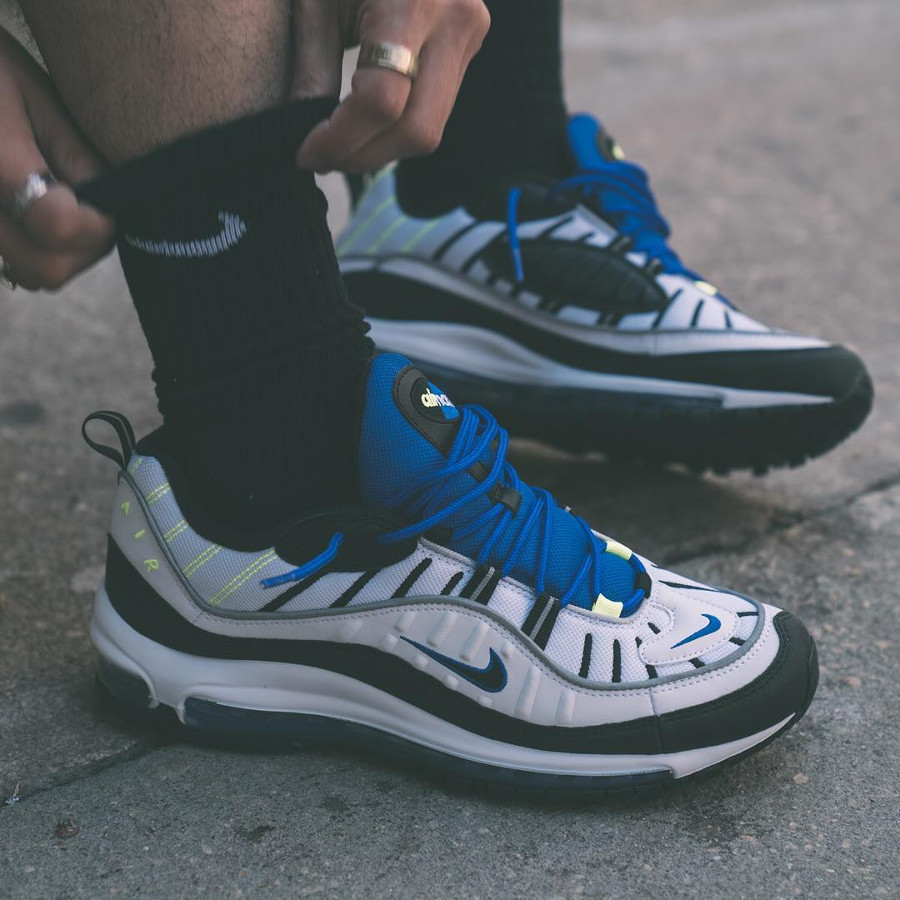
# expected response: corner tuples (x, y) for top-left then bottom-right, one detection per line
(1, 1), (898, 897)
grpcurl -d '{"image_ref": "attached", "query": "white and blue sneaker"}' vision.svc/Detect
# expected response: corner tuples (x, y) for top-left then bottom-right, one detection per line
(337, 115), (872, 473)
(86, 353), (817, 795)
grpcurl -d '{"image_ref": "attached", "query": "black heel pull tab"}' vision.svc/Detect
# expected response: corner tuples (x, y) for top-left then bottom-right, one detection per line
(82, 411), (137, 470)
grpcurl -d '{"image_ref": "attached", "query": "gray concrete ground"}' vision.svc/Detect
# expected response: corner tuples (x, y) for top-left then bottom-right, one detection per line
(1, 1), (898, 897)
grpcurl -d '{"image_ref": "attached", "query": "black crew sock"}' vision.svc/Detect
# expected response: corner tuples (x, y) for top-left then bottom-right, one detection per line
(78, 98), (373, 528)
(396, 0), (569, 217)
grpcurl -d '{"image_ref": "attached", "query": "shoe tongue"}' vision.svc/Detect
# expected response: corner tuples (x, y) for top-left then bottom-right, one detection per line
(567, 113), (626, 169)
(359, 353), (639, 612)
(359, 354), (460, 505)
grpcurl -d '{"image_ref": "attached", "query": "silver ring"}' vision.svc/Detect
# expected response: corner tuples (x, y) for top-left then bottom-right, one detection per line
(0, 256), (16, 291)
(12, 171), (57, 221)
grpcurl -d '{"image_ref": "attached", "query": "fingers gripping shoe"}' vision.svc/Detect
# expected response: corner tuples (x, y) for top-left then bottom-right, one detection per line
(86, 355), (818, 795)
(337, 115), (872, 474)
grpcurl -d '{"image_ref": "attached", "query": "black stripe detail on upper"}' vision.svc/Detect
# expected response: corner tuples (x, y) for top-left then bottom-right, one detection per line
(611, 639), (622, 683)
(724, 310), (733, 329)
(532, 598), (562, 650)
(690, 658), (705, 669)
(440, 572), (465, 596)
(540, 215), (575, 238)
(331, 570), (378, 608)
(652, 288), (681, 329)
(738, 611), (759, 617)
(608, 234), (632, 253)
(104, 537), (817, 757)
(522, 592), (554, 637)
(635, 636), (657, 680)
(690, 300), (705, 328)
(648, 622), (661, 635)
(473, 568), (502, 605)
(579, 633), (593, 679)
(660, 580), (721, 593)
(344, 269), (863, 399)
(392, 558), (432, 599)
(460, 564), (491, 600)
(730, 637), (745, 646)
(260, 568), (330, 613)
(461, 234), (503, 274)
(432, 221), (480, 260)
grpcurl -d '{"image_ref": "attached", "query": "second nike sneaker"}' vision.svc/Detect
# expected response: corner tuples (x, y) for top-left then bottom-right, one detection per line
(87, 353), (817, 795)
(337, 115), (872, 473)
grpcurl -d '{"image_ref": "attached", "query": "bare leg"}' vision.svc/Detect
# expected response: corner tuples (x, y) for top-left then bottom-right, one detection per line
(19, 0), (291, 161)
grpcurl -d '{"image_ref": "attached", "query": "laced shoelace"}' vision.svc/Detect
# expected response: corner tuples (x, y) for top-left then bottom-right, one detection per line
(262, 404), (648, 614)
(505, 159), (705, 286)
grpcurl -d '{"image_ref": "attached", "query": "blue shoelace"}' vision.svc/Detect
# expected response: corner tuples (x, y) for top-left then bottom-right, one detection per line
(505, 159), (703, 285)
(262, 405), (648, 613)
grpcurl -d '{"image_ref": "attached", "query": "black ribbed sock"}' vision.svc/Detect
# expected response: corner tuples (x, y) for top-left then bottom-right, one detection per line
(396, 0), (569, 216)
(78, 99), (373, 527)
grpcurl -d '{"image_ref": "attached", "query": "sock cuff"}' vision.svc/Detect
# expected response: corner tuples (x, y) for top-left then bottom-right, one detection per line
(75, 96), (338, 217)
(478, 0), (562, 59)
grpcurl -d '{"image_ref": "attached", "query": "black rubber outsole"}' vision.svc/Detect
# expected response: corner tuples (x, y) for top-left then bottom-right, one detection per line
(93, 635), (818, 802)
(408, 358), (874, 476)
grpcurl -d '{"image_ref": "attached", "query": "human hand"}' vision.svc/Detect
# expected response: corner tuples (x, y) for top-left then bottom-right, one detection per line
(0, 28), (114, 291)
(293, 0), (490, 173)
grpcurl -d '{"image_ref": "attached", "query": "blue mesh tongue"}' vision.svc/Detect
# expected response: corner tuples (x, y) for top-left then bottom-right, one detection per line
(359, 353), (639, 611)
(567, 113), (621, 169)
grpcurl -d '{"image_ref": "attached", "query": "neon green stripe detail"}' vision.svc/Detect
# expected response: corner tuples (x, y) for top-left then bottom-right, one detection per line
(183, 544), (222, 578)
(603, 539), (632, 561)
(591, 593), (623, 619)
(365, 214), (408, 254)
(163, 520), (188, 543)
(369, 167), (391, 188)
(399, 217), (444, 253)
(207, 551), (278, 607)
(145, 482), (171, 505)
(337, 195), (394, 256)
(127, 457), (144, 476)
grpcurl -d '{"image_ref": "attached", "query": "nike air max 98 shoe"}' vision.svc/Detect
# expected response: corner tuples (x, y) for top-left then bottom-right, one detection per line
(337, 115), (872, 474)
(87, 354), (817, 795)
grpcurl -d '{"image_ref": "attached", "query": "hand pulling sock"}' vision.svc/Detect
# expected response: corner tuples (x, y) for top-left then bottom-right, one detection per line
(396, 0), (570, 216)
(77, 98), (373, 528)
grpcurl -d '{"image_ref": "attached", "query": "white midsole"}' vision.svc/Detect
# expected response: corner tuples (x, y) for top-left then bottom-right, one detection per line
(91, 588), (792, 780)
(368, 318), (831, 410)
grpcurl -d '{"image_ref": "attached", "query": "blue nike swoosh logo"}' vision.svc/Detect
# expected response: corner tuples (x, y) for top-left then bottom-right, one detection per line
(401, 638), (508, 693)
(670, 613), (721, 649)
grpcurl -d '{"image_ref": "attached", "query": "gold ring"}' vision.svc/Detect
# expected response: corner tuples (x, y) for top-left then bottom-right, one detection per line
(0, 255), (16, 291)
(357, 42), (419, 80)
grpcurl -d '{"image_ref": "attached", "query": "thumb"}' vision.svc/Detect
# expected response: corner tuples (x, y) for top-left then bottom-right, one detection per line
(290, 1), (344, 99)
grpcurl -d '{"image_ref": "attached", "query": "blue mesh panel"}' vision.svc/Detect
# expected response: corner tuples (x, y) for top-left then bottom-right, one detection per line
(359, 353), (638, 610)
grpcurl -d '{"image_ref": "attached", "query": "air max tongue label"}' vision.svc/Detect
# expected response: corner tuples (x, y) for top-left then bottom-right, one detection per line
(395, 366), (460, 453)
(415, 380), (459, 422)
(567, 114), (624, 168)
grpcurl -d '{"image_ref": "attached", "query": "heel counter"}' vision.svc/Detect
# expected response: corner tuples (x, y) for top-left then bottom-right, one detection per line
(109, 475), (165, 580)
(106, 475), (198, 622)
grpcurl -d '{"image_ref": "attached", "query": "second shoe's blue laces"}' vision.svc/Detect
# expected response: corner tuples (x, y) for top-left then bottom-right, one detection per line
(265, 404), (648, 613)
(505, 160), (702, 284)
